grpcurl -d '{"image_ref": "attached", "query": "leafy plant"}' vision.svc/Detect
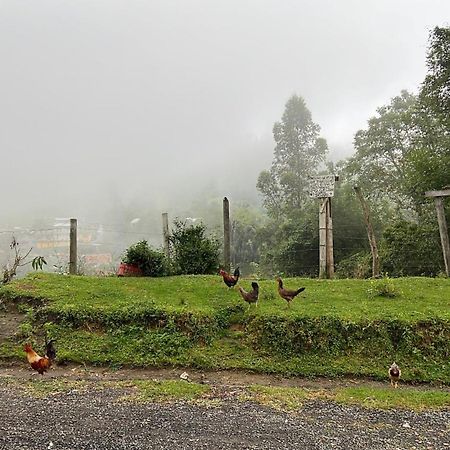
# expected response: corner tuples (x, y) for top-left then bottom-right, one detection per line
(367, 277), (401, 298)
(169, 220), (219, 275)
(123, 240), (167, 277)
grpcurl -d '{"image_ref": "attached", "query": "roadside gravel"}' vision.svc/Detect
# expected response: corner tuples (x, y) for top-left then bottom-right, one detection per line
(1, 382), (449, 450)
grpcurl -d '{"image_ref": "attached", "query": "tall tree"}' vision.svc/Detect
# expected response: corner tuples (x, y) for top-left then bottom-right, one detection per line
(257, 95), (328, 217)
(405, 26), (450, 208)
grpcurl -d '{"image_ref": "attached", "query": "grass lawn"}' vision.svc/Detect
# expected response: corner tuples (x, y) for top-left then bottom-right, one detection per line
(0, 273), (449, 383)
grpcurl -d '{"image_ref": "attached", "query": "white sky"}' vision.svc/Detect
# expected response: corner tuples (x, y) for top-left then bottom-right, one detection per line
(1, 0), (449, 223)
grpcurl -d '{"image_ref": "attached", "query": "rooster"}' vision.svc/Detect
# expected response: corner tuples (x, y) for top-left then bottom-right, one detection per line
(219, 267), (240, 288)
(238, 282), (259, 309)
(388, 362), (401, 388)
(276, 277), (305, 308)
(24, 339), (56, 375)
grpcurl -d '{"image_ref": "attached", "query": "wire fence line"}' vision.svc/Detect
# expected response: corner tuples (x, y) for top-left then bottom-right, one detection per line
(0, 218), (442, 277)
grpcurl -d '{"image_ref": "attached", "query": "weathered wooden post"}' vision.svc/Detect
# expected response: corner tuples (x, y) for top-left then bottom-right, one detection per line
(69, 218), (77, 275)
(223, 197), (231, 272)
(162, 212), (170, 259)
(354, 186), (380, 278)
(309, 176), (338, 278)
(425, 189), (450, 277)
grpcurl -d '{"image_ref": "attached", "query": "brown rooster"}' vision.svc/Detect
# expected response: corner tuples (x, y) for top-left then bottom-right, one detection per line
(276, 277), (305, 308)
(388, 362), (401, 388)
(219, 267), (240, 288)
(24, 339), (56, 375)
(238, 282), (259, 309)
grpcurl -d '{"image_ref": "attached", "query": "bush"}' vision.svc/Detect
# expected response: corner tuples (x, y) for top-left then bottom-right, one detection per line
(380, 220), (444, 276)
(169, 220), (219, 275)
(367, 277), (402, 298)
(123, 240), (167, 277)
(336, 252), (372, 279)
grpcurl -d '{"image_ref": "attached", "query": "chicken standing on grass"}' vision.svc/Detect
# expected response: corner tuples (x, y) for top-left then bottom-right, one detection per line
(238, 282), (259, 309)
(276, 277), (305, 308)
(24, 339), (56, 375)
(219, 267), (240, 288)
(389, 362), (401, 388)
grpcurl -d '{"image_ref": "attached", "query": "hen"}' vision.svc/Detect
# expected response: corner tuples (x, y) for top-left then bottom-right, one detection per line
(238, 282), (259, 309)
(219, 267), (240, 288)
(388, 362), (401, 388)
(24, 339), (56, 375)
(276, 277), (305, 308)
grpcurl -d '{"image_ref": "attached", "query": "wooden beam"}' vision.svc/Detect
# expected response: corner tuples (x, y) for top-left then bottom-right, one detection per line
(162, 213), (170, 259)
(434, 197), (450, 276)
(424, 189), (450, 198)
(69, 218), (77, 275)
(223, 197), (231, 272)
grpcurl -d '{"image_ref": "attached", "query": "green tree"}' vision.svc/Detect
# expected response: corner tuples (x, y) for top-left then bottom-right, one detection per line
(257, 95), (328, 217)
(346, 90), (421, 209)
(405, 26), (450, 210)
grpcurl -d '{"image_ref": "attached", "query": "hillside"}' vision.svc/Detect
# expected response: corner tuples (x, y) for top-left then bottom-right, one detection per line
(0, 273), (449, 383)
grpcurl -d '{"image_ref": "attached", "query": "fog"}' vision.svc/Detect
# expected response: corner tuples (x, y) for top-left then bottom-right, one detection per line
(1, 0), (449, 227)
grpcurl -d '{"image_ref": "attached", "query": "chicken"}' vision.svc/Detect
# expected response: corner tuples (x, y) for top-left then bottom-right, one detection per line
(276, 277), (305, 308)
(388, 362), (401, 388)
(24, 339), (56, 375)
(219, 266), (240, 288)
(238, 282), (259, 309)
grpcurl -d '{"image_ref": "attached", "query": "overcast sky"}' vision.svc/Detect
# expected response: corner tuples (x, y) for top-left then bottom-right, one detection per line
(1, 0), (449, 224)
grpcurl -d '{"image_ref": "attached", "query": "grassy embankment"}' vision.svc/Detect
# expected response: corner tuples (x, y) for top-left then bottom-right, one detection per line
(0, 273), (449, 383)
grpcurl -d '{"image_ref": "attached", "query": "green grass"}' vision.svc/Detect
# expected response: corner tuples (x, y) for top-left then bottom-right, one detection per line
(2, 273), (449, 321)
(242, 385), (450, 412)
(1, 273), (449, 382)
(118, 379), (210, 402)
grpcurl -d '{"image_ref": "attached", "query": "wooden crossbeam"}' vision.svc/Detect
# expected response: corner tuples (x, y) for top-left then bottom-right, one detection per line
(425, 189), (450, 198)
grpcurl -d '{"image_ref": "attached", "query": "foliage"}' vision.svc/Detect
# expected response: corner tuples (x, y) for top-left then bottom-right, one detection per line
(380, 220), (444, 276)
(336, 251), (372, 279)
(257, 94), (328, 217)
(345, 90), (421, 209)
(367, 277), (402, 298)
(32, 256), (47, 271)
(1, 274), (449, 382)
(123, 240), (167, 277)
(169, 220), (219, 275)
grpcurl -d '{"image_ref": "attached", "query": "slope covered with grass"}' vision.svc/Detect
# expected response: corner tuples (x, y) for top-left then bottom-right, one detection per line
(0, 273), (449, 382)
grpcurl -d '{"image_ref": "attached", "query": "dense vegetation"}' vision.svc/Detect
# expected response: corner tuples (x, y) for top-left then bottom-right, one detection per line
(1, 274), (448, 383)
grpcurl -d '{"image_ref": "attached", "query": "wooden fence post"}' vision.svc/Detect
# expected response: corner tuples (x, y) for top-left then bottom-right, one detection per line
(162, 213), (170, 259)
(223, 197), (231, 272)
(69, 218), (77, 275)
(425, 189), (450, 277)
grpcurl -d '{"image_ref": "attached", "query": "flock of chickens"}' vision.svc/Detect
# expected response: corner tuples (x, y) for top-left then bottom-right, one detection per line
(23, 268), (402, 388)
(219, 267), (305, 309)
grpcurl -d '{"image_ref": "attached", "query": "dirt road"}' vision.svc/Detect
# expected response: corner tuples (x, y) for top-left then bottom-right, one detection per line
(0, 365), (449, 450)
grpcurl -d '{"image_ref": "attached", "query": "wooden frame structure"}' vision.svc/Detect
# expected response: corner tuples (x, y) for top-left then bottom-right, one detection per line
(425, 189), (450, 277)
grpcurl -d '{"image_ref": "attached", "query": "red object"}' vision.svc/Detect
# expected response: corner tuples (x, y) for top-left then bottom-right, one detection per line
(117, 263), (142, 277)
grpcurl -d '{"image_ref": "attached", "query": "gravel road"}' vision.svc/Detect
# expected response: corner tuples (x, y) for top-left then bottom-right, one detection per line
(1, 382), (449, 450)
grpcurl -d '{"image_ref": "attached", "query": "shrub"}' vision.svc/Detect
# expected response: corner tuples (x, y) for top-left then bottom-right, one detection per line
(336, 251), (372, 279)
(380, 220), (443, 276)
(169, 220), (219, 275)
(122, 240), (167, 277)
(367, 277), (402, 298)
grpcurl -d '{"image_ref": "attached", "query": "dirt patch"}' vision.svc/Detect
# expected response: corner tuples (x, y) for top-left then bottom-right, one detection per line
(1, 363), (449, 393)
(0, 310), (25, 343)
